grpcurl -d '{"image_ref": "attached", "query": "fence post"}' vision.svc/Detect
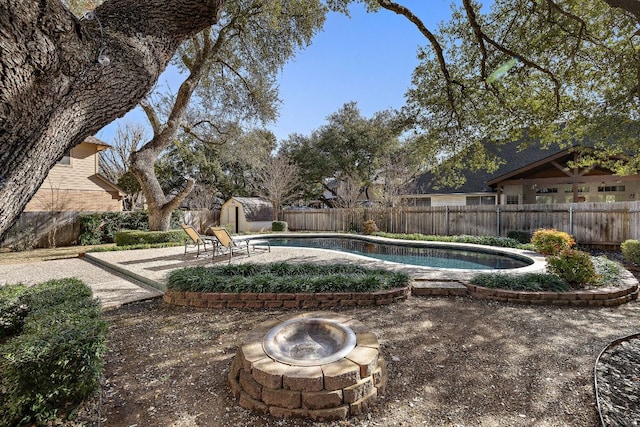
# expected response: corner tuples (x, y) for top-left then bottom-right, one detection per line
(569, 205), (574, 236)
(496, 207), (501, 236)
(445, 206), (450, 236)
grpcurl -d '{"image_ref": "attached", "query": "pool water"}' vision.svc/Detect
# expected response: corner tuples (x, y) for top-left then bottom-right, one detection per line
(265, 236), (532, 270)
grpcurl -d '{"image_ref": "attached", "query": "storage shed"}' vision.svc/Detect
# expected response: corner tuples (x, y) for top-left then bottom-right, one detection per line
(220, 197), (273, 233)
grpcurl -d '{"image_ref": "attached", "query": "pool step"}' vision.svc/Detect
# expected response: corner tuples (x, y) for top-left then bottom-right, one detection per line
(412, 281), (469, 297)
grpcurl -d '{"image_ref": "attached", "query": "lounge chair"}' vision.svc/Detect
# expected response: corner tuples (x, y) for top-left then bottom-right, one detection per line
(181, 224), (216, 257)
(209, 226), (270, 262)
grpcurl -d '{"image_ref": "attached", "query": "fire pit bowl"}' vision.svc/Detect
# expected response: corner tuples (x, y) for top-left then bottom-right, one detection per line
(228, 312), (387, 421)
(263, 317), (357, 366)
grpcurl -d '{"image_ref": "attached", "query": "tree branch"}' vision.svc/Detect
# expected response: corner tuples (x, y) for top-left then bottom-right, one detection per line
(377, 0), (463, 128)
(461, 0), (561, 111)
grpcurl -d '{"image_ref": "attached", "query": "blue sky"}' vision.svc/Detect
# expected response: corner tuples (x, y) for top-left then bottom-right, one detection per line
(97, 1), (457, 144)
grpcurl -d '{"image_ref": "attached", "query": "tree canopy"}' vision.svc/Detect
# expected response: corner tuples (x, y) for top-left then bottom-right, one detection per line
(385, 0), (640, 185)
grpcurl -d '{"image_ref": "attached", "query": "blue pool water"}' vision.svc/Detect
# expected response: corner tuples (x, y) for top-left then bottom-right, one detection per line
(264, 236), (532, 270)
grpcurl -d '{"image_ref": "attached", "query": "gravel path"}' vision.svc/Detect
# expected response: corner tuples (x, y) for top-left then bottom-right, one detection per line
(595, 335), (640, 426)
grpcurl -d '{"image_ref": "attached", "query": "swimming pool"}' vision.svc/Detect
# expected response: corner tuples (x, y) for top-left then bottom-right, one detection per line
(263, 235), (533, 270)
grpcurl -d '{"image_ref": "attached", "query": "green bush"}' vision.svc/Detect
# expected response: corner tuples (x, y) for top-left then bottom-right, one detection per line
(372, 232), (523, 248)
(621, 239), (640, 265)
(78, 210), (185, 245)
(0, 279), (107, 425)
(547, 249), (598, 288)
(507, 230), (531, 244)
(530, 228), (575, 256)
(471, 272), (571, 292)
(166, 262), (409, 293)
(0, 284), (29, 340)
(272, 221), (288, 232)
(115, 229), (186, 246)
(77, 213), (103, 245)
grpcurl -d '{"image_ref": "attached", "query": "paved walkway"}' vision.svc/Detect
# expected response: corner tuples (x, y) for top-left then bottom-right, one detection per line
(0, 257), (163, 310)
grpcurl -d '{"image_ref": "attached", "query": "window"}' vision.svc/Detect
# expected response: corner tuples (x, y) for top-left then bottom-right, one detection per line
(466, 196), (496, 206)
(506, 195), (519, 205)
(536, 187), (557, 194)
(402, 197), (431, 207)
(57, 149), (71, 165)
(598, 185), (625, 192)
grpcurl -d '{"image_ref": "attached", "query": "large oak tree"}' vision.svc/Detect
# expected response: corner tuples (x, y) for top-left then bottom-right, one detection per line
(0, 0), (225, 239)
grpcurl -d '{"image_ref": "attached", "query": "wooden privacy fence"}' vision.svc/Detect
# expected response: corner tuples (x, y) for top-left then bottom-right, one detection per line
(282, 201), (640, 246)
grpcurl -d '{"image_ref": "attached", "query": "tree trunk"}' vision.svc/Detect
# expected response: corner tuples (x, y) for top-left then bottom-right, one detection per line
(0, 0), (223, 240)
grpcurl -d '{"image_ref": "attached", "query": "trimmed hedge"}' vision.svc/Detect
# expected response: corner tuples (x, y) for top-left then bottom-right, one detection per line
(166, 262), (410, 294)
(115, 229), (186, 246)
(621, 239), (640, 265)
(0, 279), (107, 426)
(78, 210), (185, 245)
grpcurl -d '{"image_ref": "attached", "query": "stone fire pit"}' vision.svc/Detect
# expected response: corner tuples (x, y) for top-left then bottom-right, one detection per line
(228, 312), (386, 421)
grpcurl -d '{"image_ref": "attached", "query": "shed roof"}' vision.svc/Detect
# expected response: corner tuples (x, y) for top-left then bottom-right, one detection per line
(229, 197), (273, 221)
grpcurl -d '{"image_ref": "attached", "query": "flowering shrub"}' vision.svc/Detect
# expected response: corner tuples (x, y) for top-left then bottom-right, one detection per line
(621, 239), (640, 265)
(363, 219), (379, 235)
(531, 228), (575, 256)
(547, 249), (598, 288)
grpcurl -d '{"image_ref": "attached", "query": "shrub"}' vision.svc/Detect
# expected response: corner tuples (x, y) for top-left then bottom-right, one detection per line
(372, 232), (523, 248)
(0, 279), (107, 425)
(363, 219), (379, 235)
(77, 213), (103, 245)
(115, 229), (185, 246)
(530, 228), (575, 256)
(78, 210), (184, 245)
(166, 262), (410, 293)
(0, 284), (29, 340)
(471, 272), (571, 292)
(547, 249), (598, 288)
(272, 221), (288, 232)
(621, 239), (640, 265)
(507, 230), (531, 244)
(591, 256), (622, 287)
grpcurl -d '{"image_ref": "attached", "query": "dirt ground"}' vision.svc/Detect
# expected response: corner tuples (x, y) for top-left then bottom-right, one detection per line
(85, 291), (640, 427)
(2, 246), (635, 426)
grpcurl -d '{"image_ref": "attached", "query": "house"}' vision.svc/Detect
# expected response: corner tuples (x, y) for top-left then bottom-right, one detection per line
(24, 136), (123, 212)
(404, 141), (640, 207)
(220, 197), (273, 233)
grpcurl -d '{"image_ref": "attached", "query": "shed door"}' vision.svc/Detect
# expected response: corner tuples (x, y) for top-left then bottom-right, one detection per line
(235, 206), (239, 233)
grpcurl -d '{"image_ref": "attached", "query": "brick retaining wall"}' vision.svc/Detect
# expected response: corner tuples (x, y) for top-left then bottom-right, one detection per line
(463, 283), (638, 307)
(163, 287), (410, 309)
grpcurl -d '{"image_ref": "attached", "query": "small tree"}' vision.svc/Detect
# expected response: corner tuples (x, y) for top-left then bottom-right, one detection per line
(32, 180), (74, 248)
(250, 154), (301, 220)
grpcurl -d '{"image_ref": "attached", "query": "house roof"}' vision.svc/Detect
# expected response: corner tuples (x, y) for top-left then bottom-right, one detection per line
(413, 141), (568, 194)
(83, 135), (111, 151)
(91, 174), (125, 197)
(230, 197), (273, 221)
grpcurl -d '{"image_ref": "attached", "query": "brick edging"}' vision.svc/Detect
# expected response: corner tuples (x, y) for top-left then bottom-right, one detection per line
(163, 287), (410, 309)
(463, 283), (639, 307)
